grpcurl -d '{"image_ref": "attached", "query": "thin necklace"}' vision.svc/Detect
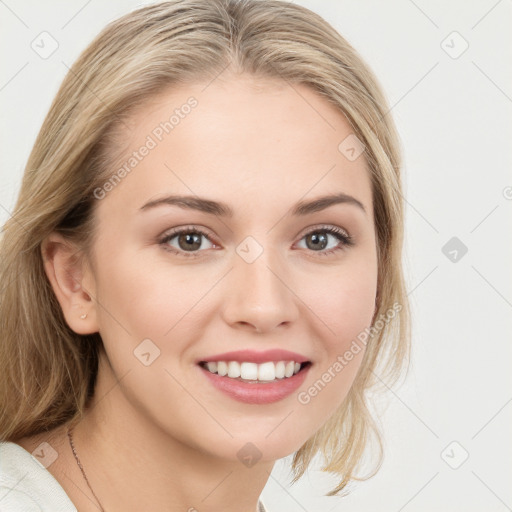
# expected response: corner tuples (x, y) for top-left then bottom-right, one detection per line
(67, 426), (263, 512)
(67, 426), (106, 512)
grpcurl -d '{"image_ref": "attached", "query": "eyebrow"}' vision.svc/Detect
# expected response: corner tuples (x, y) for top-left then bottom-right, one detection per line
(139, 192), (367, 217)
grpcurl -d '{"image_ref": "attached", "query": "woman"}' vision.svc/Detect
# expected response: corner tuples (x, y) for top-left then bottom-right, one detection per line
(0, 0), (411, 510)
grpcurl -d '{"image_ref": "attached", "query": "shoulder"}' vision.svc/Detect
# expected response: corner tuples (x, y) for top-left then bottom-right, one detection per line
(0, 441), (77, 511)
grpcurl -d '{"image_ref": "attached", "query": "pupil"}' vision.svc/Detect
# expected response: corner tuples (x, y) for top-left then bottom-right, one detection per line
(307, 232), (327, 250)
(180, 233), (201, 251)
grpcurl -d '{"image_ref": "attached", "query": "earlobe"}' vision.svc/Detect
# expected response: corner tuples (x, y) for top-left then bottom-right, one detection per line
(41, 232), (98, 335)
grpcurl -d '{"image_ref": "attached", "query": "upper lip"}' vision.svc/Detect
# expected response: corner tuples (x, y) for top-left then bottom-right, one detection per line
(197, 349), (311, 364)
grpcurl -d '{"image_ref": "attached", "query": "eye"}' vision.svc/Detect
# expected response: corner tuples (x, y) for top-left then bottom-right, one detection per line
(159, 224), (354, 259)
(159, 226), (217, 258)
(296, 225), (354, 256)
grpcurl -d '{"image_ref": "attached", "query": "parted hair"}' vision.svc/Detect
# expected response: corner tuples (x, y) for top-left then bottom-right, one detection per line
(0, 0), (411, 496)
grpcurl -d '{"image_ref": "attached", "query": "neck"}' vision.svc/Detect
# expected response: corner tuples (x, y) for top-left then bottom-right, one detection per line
(66, 350), (273, 512)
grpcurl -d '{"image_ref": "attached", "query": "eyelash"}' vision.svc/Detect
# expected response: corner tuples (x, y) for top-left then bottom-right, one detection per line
(158, 224), (354, 259)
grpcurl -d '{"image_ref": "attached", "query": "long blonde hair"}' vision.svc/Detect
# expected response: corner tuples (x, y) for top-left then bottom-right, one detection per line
(0, 0), (411, 496)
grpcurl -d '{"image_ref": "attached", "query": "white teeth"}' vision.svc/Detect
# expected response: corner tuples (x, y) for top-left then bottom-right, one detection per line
(217, 361), (228, 376)
(275, 361), (285, 379)
(206, 362), (217, 373)
(202, 360), (306, 381)
(227, 361), (241, 378)
(240, 362), (258, 380)
(258, 362), (275, 381)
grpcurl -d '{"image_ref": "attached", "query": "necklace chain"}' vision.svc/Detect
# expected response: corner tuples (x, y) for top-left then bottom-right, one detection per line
(67, 426), (106, 512)
(66, 426), (264, 512)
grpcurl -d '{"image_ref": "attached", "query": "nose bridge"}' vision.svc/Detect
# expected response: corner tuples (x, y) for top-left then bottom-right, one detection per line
(222, 239), (298, 332)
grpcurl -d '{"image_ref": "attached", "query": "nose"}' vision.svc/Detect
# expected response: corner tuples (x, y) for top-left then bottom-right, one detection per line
(221, 248), (299, 334)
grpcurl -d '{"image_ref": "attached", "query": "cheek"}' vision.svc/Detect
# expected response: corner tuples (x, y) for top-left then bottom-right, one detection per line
(92, 246), (177, 339)
(257, 261), (376, 448)
(298, 259), (376, 388)
(294, 272), (375, 430)
(92, 246), (221, 364)
(304, 260), (378, 348)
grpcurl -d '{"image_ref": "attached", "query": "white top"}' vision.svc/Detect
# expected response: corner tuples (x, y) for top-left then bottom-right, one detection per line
(0, 441), (269, 511)
(0, 441), (77, 511)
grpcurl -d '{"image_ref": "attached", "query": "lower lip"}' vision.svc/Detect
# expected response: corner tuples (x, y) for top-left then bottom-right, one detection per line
(199, 364), (311, 404)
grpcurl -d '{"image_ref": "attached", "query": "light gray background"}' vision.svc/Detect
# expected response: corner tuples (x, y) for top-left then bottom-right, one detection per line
(1, 1), (511, 511)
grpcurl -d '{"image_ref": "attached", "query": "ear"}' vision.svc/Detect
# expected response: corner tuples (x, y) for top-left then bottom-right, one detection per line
(41, 232), (99, 335)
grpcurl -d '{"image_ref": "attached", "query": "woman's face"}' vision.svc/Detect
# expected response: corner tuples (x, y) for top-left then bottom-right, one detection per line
(82, 73), (377, 462)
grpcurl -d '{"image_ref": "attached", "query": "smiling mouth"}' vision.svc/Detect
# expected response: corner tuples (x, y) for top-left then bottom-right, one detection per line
(198, 360), (312, 383)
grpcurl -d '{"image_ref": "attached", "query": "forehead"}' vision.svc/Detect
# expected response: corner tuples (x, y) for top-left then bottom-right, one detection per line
(97, 74), (373, 220)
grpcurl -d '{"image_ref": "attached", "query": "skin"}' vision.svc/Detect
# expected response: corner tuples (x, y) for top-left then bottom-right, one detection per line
(17, 72), (378, 512)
